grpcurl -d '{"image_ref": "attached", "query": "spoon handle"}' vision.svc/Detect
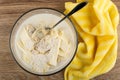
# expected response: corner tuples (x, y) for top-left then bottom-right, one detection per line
(52, 1), (88, 28)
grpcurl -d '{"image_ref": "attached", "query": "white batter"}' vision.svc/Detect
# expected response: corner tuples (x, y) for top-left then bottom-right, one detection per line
(15, 13), (76, 74)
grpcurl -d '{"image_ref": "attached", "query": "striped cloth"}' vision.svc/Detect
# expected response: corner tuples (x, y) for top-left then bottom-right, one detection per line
(64, 0), (119, 80)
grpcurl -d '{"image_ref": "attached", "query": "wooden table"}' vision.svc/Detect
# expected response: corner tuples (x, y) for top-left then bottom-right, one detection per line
(0, 0), (119, 80)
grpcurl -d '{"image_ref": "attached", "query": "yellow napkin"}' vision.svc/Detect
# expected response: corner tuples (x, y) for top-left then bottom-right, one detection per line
(64, 0), (119, 80)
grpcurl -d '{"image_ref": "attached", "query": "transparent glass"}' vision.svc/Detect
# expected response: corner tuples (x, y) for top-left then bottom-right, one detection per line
(10, 8), (78, 75)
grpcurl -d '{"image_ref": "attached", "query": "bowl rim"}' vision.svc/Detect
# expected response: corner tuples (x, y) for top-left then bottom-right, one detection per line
(9, 7), (78, 76)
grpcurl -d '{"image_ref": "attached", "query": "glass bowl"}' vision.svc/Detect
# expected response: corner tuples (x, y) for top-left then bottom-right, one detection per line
(9, 8), (78, 76)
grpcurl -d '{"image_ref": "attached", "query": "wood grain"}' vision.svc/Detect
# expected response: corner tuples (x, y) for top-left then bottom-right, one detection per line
(0, 0), (119, 80)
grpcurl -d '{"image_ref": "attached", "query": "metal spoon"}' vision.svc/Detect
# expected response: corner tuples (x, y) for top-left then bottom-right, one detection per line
(45, 1), (88, 30)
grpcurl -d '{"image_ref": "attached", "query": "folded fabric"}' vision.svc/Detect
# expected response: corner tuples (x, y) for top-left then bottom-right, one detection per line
(64, 0), (119, 80)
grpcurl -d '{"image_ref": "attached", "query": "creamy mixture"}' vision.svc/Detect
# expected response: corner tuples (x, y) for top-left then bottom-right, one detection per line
(14, 13), (76, 74)
(17, 22), (70, 72)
